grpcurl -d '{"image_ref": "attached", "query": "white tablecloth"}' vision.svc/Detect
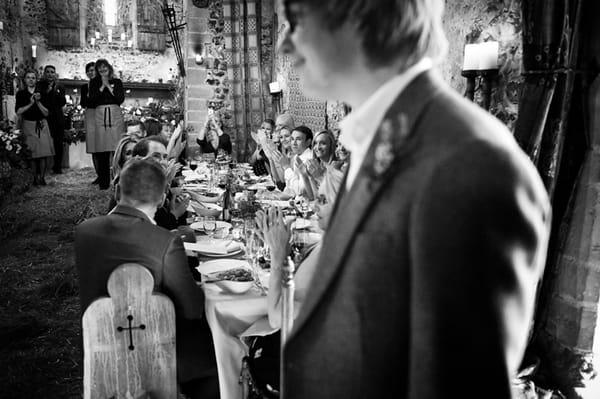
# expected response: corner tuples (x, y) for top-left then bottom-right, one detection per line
(203, 277), (270, 399)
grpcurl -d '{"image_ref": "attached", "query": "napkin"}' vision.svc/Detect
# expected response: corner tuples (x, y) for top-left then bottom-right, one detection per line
(184, 240), (242, 255)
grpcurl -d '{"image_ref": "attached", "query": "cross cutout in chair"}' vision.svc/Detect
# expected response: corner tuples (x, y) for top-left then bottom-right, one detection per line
(116, 315), (146, 350)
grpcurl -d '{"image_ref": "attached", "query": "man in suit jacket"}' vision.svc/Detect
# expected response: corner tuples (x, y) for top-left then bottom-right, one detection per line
(38, 65), (66, 174)
(278, 1), (551, 398)
(75, 159), (218, 399)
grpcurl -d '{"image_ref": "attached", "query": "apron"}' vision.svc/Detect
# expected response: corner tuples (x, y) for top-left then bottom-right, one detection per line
(92, 104), (124, 152)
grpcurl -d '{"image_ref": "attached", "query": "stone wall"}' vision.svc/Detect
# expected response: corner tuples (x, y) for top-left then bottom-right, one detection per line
(273, 0), (523, 133)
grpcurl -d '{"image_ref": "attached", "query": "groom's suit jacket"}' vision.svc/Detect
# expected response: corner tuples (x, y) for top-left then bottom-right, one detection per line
(283, 70), (551, 399)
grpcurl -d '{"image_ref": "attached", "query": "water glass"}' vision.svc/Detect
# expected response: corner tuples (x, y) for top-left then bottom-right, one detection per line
(203, 216), (216, 242)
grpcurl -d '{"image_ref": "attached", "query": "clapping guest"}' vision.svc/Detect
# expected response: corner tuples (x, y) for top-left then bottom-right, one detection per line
(273, 126), (314, 198)
(267, 126), (293, 191)
(15, 69), (54, 186)
(38, 65), (66, 174)
(305, 129), (341, 192)
(80, 62), (99, 184)
(196, 114), (232, 156)
(248, 119), (275, 176)
(88, 59), (125, 190)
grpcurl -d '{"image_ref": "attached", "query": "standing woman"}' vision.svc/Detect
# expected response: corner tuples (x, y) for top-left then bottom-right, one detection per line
(80, 61), (99, 184)
(15, 69), (54, 185)
(88, 59), (125, 190)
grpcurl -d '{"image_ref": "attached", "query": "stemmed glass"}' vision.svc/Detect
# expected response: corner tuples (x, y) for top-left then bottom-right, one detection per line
(291, 229), (308, 264)
(203, 216), (216, 242)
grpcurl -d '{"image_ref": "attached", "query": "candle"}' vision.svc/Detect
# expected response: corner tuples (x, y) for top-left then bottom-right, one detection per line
(147, 97), (154, 105)
(108, 28), (112, 36)
(31, 45), (37, 58)
(120, 33), (126, 41)
(0, 22), (4, 30)
(127, 40), (133, 48)
(95, 31), (100, 39)
(462, 43), (479, 71)
(478, 41), (499, 70)
(90, 38), (96, 46)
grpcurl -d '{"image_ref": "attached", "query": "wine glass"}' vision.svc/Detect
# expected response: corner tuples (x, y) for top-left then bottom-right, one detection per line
(203, 216), (216, 242)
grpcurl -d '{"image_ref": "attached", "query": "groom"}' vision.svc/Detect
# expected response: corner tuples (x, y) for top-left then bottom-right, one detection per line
(278, 1), (551, 398)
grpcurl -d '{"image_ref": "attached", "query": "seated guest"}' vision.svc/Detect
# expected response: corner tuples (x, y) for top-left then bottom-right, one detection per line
(196, 114), (232, 156)
(111, 135), (139, 184)
(268, 127), (293, 191)
(108, 136), (189, 230)
(249, 189), (337, 394)
(305, 129), (344, 197)
(272, 126), (314, 198)
(75, 159), (219, 399)
(248, 119), (275, 176)
(125, 120), (146, 139)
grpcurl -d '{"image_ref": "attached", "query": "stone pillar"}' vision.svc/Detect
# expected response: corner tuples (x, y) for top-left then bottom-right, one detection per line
(538, 76), (600, 399)
(184, 0), (211, 145)
(79, 0), (87, 48)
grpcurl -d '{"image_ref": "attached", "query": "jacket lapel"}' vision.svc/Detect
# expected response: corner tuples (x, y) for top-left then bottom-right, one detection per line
(290, 70), (445, 338)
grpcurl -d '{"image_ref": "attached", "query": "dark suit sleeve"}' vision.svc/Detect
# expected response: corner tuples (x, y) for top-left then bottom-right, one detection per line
(161, 234), (204, 319)
(408, 140), (550, 398)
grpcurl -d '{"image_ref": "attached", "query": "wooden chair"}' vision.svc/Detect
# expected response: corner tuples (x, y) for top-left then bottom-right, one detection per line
(82, 263), (177, 399)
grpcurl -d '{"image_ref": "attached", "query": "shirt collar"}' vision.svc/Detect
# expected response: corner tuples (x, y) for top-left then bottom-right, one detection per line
(338, 58), (432, 154)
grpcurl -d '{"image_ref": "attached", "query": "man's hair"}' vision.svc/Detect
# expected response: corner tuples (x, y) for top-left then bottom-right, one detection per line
(132, 136), (168, 157)
(119, 159), (167, 205)
(263, 119), (275, 128)
(43, 65), (56, 73)
(85, 62), (95, 72)
(284, 0), (447, 69)
(292, 125), (314, 143)
(275, 113), (295, 130)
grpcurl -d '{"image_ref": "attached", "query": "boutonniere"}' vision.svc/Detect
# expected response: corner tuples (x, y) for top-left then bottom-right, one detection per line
(369, 113), (409, 182)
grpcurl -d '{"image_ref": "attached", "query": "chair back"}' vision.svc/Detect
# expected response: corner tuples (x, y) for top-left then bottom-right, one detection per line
(82, 263), (177, 399)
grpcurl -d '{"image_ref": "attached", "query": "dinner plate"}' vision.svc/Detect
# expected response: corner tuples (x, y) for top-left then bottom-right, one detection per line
(201, 247), (243, 258)
(190, 220), (232, 232)
(196, 258), (250, 275)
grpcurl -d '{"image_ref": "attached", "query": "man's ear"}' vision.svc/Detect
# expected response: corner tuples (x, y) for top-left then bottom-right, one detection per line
(159, 192), (167, 208)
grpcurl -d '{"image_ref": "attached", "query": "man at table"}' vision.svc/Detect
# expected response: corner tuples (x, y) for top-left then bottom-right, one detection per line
(277, 1), (551, 399)
(75, 159), (218, 399)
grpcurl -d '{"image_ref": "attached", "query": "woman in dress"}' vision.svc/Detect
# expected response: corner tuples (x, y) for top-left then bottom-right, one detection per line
(15, 70), (54, 186)
(88, 58), (125, 190)
(80, 61), (98, 184)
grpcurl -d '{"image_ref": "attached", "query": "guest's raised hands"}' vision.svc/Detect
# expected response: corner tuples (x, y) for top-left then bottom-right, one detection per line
(306, 158), (325, 181)
(255, 207), (290, 266)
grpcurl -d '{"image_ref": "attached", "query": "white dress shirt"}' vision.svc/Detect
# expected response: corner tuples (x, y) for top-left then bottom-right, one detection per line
(284, 147), (314, 197)
(338, 58), (432, 190)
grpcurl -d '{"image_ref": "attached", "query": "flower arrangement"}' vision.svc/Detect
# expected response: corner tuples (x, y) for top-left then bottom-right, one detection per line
(63, 104), (86, 144)
(0, 120), (29, 166)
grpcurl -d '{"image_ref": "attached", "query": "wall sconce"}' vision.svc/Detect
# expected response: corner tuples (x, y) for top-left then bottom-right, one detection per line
(195, 53), (204, 65)
(461, 41), (499, 111)
(269, 81), (282, 113)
